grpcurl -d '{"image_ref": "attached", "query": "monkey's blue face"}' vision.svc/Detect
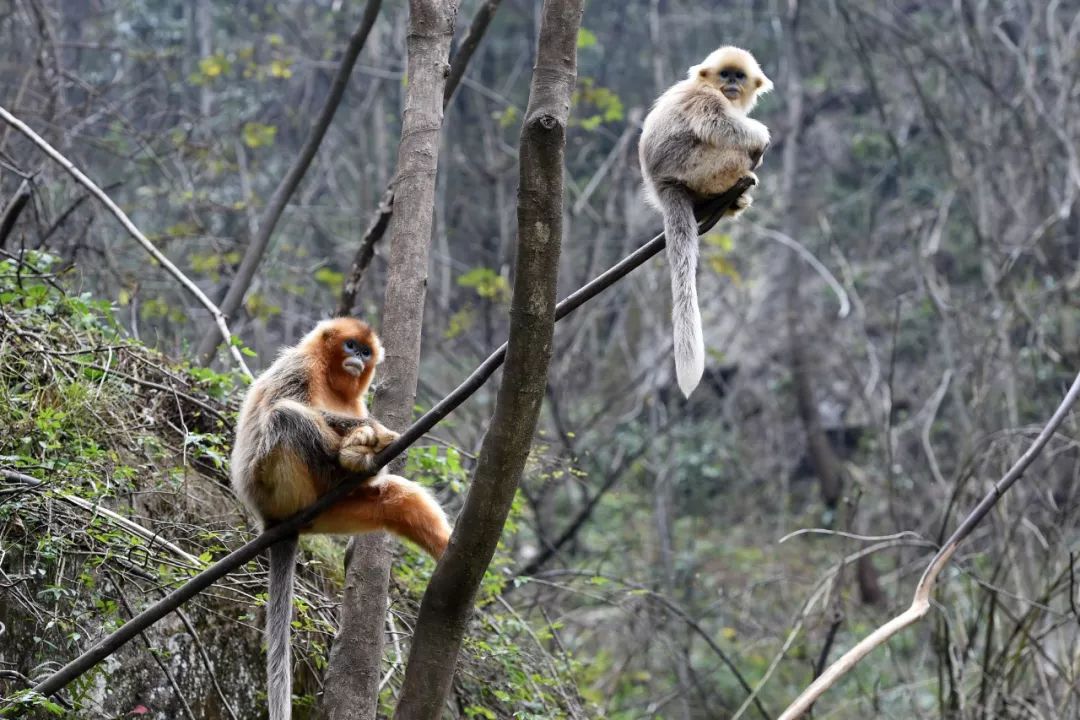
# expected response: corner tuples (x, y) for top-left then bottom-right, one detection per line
(342, 338), (374, 376)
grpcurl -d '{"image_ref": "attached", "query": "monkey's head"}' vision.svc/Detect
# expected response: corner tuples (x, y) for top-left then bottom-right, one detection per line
(303, 317), (384, 401)
(690, 46), (772, 113)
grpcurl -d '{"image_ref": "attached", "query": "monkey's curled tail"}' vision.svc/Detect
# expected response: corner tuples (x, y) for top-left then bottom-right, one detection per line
(657, 183), (705, 398)
(268, 534), (298, 720)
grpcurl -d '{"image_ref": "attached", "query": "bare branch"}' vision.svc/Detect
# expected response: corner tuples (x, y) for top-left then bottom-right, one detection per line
(0, 179), (31, 247)
(336, 0), (506, 315)
(321, 0), (459, 715)
(0, 104), (252, 379)
(108, 574), (197, 720)
(2, 470), (202, 568)
(442, 0), (502, 107)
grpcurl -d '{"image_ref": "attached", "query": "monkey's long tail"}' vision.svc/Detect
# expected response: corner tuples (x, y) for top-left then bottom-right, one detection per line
(268, 534), (299, 720)
(657, 183), (705, 398)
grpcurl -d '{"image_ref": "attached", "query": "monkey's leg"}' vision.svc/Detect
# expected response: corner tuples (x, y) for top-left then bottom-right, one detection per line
(696, 150), (757, 218)
(254, 400), (347, 519)
(307, 475), (451, 558)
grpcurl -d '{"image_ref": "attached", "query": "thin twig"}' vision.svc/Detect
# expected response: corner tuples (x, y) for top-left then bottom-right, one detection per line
(22, 180), (752, 702)
(0, 179), (31, 247)
(534, 569), (771, 720)
(751, 224), (850, 318)
(444, 0), (503, 106)
(0, 104), (252, 379)
(107, 574), (197, 720)
(171, 603), (241, 720)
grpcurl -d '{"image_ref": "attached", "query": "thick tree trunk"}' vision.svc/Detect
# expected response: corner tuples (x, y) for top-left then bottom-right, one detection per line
(391, 0), (583, 716)
(320, 1), (458, 718)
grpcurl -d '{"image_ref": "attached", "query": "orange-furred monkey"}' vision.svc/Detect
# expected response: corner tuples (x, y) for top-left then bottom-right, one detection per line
(230, 318), (450, 720)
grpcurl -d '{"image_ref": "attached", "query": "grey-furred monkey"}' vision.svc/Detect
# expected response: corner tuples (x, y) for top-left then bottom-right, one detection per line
(230, 317), (450, 720)
(639, 46), (772, 397)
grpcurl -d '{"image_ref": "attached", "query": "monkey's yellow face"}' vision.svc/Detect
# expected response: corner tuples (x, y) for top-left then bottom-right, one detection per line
(692, 46), (772, 112)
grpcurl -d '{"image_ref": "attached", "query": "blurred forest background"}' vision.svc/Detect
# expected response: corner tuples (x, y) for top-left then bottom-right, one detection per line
(3, 0), (1080, 718)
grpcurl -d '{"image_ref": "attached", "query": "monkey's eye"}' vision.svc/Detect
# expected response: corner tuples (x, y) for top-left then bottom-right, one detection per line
(343, 339), (374, 359)
(719, 69), (730, 79)
(735, 70), (746, 80)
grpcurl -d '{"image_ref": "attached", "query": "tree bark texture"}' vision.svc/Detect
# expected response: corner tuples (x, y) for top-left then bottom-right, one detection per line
(391, 0), (583, 716)
(320, 1), (459, 718)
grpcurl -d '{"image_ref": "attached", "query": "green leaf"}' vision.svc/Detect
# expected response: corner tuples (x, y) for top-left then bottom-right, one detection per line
(242, 122), (277, 149)
(457, 267), (509, 302)
(314, 267), (344, 289)
(269, 58), (293, 79)
(198, 53), (230, 79)
(577, 27), (598, 49)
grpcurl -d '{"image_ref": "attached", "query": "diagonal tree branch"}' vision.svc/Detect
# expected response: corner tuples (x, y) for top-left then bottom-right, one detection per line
(777, 368), (1080, 719)
(391, 0), (583, 714)
(0, 104), (253, 379)
(195, 0), (383, 363)
(20, 180), (752, 704)
(336, 0), (505, 316)
(442, 0), (502, 107)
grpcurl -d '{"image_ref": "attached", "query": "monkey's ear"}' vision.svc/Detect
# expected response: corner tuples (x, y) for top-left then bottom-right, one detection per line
(756, 75), (774, 94)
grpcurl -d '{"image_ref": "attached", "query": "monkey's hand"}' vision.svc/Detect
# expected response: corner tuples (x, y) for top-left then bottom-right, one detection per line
(338, 421), (400, 472)
(742, 117), (770, 148)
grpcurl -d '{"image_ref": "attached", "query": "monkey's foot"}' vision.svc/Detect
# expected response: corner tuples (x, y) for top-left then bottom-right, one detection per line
(371, 422), (399, 452)
(340, 429), (378, 472)
(724, 191), (753, 217)
(347, 424), (377, 447)
(339, 445), (376, 472)
(342, 422), (397, 450)
(339, 422), (400, 471)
